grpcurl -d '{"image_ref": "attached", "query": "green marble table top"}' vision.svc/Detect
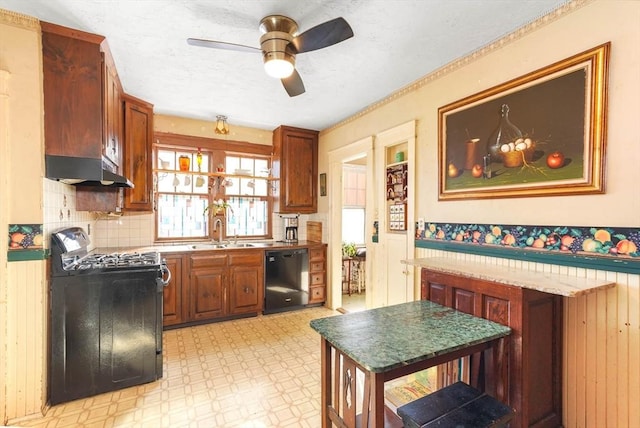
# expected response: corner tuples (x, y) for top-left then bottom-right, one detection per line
(310, 300), (511, 373)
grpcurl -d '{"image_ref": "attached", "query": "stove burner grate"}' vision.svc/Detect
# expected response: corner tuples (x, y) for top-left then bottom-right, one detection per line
(62, 251), (161, 271)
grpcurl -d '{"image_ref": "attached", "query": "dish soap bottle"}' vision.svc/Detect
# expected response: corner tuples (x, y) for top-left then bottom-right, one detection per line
(486, 104), (522, 160)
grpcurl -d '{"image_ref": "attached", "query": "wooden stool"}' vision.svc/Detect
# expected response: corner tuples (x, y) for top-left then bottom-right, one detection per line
(397, 381), (514, 428)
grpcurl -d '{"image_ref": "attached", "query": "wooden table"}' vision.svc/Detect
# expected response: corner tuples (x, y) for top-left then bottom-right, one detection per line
(310, 300), (512, 427)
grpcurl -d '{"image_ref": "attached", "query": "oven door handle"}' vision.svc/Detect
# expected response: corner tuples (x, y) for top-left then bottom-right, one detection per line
(159, 263), (171, 287)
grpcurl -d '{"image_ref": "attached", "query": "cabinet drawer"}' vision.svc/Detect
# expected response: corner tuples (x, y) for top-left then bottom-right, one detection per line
(311, 272), (325, 285)
(309, 286), (325, 303)
(310, 261), (325, 272)
(228, 251), (263, 266)
(191, 253), (227, 268)
(309, 248), (325, 261)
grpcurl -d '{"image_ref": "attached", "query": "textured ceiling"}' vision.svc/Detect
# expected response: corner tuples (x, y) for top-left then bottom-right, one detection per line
(1, 0), (570, 131)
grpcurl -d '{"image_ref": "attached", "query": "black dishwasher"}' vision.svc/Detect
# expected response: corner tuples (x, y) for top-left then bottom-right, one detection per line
(264, 249), (309, 314)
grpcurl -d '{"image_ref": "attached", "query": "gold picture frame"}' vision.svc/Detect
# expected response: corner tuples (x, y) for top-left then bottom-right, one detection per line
(438, 43), (609, 200)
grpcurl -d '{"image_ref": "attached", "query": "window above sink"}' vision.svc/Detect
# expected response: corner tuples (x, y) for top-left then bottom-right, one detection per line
(154, 133), (274, 244)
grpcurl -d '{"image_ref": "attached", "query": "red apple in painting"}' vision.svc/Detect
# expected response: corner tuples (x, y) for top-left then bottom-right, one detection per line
(471, 164), (483, 178)
(546, 151), (565, 169)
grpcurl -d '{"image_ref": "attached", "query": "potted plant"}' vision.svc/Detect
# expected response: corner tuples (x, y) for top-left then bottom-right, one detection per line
(342, 242), (357, 258)
(204, 199), (232, 216)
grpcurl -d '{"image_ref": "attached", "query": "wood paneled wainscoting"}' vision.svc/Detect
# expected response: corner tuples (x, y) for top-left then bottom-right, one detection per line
(410, 250), (638, 428)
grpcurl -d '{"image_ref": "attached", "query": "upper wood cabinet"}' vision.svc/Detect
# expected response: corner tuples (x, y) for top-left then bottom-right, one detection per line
(42, 22), (108, 161)
(272, 126), (319, 214)
(123, 95), (154, 211)
(103, 57), (122, 168)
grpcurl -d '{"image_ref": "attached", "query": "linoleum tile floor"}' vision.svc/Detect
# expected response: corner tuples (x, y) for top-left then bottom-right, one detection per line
(17, 306), (338, 428)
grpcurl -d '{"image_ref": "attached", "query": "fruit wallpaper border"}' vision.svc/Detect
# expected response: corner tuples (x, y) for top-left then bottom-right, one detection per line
(415, 222), (640, 267)
(7, 224), (48, 262)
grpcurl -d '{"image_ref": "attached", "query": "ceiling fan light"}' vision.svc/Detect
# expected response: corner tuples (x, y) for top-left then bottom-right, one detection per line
(264, 58), (294, 78)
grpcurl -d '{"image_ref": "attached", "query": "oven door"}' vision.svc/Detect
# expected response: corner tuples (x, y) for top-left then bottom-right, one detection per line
(50, 269), (162, 405)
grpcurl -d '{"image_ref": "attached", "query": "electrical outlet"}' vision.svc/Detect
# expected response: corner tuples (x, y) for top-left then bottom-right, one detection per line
(417, 218), (425, 230)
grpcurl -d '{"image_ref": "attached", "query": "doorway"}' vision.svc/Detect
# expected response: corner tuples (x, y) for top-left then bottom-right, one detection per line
(340, 160), (367, 313)
(328, 137), (374, 312)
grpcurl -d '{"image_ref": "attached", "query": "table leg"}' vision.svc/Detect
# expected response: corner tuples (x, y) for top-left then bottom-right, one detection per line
(321, 337), (331, 428)
(484, 336), (509, 403)
(368, 371), (385, 427)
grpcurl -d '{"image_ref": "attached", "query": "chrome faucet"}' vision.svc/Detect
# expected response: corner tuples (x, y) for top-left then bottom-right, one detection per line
(213, 218), (223, 243)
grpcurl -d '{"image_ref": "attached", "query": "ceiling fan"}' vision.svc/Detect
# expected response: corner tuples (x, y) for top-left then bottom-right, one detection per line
(187, 15), (354, 97)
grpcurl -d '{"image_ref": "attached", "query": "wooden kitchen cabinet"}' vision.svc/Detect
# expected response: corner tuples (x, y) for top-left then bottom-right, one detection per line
(229, 251), (263, 315)
(42, 22), (120, 212)
(272, 126), (319, 214)
(190, 253), (227, 321)
(42, 22), (105, 161)
(186, 250), (264, 324)
(308, 244), (327, 304)
(162, 254), (185, 327)
(42, 22), (123, 168)
(103, 57), (122, 169)
(123, 95), (154, 211)
(420, 268), (562, 428)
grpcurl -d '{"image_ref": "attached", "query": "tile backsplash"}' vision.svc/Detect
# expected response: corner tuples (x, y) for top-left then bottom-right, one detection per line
(93, 213), (155, 249)
(43, 179), (97, 249)
(41, 179), (330, 249)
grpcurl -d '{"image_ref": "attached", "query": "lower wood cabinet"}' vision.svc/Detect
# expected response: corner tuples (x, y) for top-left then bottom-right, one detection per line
(420, 268), (562, 428)
(161, 253), (184, 327)
(308, 244), (327, 304)
(163, 246), (322, 328)
(228, 252), (263, 315)
(190, 253), (227, 320)
(162, 250), (264, 327)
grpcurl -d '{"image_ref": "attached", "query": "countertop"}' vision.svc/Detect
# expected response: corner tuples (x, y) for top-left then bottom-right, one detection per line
(94, 240), (325, 255)
(309, 300), (511, 373)
(404, 257), (616, 297)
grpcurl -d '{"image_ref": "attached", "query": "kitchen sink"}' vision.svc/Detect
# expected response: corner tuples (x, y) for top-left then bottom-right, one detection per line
(227, 243), (255, 248)
(186, 241), (276, 250)
(189, 244), (227, 250)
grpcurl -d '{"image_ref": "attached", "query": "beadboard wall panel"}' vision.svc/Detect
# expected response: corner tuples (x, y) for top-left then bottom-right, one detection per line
(5, 260), (46, 421)
(414, 248), (640, 428)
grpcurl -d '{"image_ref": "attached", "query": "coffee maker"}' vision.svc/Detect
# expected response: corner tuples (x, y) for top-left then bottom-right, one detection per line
(282, 214), (299, 243)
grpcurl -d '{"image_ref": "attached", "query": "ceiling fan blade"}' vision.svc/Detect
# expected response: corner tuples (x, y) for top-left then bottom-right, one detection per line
(187, 38), (260, 53)
(282, 69), (305, 97)
(292, 17), (353, 53)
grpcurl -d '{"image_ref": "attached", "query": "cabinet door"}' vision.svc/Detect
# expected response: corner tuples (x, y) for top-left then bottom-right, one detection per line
(191, 268), (226, 320)
(103, 62), (121, 167)
(273, 126), (318, 213)
(162, 254), (183, 327)
(228, 251), (263, 315)
(229, 264), (262, 315)
(42, 23), (103, 159)
(123, 96), (154, 211)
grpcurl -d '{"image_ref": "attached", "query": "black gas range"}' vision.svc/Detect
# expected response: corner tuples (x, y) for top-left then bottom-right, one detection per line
(50, 227), (165, 274)
(49, 227), (170, 405)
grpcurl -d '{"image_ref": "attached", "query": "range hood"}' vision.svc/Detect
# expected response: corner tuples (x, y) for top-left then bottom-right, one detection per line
(45, 155), (134, 188)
